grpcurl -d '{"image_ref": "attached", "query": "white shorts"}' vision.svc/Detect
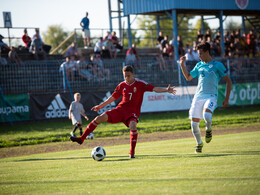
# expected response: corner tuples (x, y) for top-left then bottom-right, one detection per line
(189, 98), (217, 119)
(82, 29), (90, 38)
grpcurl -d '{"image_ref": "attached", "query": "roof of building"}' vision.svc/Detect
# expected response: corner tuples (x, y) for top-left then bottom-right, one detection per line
(123, 0), (260, 16)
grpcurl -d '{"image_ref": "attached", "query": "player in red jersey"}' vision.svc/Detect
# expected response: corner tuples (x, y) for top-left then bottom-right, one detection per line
(70, 65), (176, 158)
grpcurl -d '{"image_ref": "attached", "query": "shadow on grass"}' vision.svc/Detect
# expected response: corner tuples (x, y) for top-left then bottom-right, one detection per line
(1, 177), (258, 186)
(13, 150), (260, 162)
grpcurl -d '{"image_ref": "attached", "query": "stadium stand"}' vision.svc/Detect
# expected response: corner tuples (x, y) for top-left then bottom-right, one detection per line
(1, 56), (259, 95)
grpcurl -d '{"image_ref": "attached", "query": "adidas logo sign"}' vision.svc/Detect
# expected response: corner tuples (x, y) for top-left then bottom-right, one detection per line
(97, 92), (116, 114)
(45, 94), (68, 119)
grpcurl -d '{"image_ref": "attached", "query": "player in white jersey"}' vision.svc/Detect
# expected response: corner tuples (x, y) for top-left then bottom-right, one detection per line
(179, 41), (232, 153)
(69, 93), (89, 137)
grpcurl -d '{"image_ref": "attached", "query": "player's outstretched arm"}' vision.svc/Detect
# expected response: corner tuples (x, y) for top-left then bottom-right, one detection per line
(222, 75), (232, 107)
(91, 96), (116, 112)
(179, 56), (193, 81)
(153, 84), (176, 95)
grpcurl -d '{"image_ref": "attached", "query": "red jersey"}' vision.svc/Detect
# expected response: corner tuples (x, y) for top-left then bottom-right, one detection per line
(22, 34), (31, 47)
(112, 79), (154, 117)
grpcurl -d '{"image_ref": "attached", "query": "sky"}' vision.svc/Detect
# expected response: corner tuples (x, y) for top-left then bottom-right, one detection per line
(0, 0), (242, 46)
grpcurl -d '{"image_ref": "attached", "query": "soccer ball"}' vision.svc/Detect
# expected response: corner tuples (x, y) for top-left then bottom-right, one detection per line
(91, 146), (106, 161)
(86, 133), (94, 140)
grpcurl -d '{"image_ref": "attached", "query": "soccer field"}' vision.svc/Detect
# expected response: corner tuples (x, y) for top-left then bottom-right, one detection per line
(0, 131), (259, 194)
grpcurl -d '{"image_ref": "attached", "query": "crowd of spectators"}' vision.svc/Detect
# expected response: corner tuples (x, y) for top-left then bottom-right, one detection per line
(59, 53), (110, 83)
(154, 29), (260, 71)
(0, 28), (53, 65)
(156, 29), (259, 61)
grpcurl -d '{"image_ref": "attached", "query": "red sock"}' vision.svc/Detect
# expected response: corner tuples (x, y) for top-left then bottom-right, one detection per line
(130, 130), (138, 155)
(81, 121), (98, 141)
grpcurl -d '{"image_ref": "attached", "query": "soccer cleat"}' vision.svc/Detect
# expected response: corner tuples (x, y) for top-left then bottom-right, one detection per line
(205, 129), (212, 143)
(70, 136), (83, 145)
(195, 142), (204, 153)
(70, 132), (76, 137)
(129, 153), (135, 159)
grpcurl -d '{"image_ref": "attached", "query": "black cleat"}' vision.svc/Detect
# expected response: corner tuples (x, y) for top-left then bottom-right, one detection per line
(129, 153), (135, 159)
(195, 142), (204, 153)
(205, 130), (212, 143)
(70, 136), (83, 145)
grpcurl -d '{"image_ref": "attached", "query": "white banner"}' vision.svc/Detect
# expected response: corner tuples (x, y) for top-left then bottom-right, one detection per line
(141, 86), (196, 113)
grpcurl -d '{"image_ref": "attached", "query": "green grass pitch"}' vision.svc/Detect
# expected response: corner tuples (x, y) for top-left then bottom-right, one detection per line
(0, 131), (259, 194)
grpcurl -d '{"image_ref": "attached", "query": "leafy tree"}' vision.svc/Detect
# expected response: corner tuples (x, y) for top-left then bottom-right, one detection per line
(224, 18), (241, 31)
(192, 18), (211, 42)
(134, 14), (194, 47)
(42, 25), (72, 54)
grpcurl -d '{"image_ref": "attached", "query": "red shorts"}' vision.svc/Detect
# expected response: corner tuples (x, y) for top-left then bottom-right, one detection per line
(105, 108), (139, 127)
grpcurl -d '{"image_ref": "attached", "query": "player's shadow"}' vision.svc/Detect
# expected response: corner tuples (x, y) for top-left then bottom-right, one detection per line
(14, 156), (91, 162)
(13, 150), (260, 162)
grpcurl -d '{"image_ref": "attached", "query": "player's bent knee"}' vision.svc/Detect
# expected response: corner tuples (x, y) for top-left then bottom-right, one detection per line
(129, 121), (137, 130)
(203, 112), (212, 122)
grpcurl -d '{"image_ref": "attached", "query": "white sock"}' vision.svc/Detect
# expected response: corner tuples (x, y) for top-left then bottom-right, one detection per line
(203, 112), (212, 131)
(191, 121), (202, 145)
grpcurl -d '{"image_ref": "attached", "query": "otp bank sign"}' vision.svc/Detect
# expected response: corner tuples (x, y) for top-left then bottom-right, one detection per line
(228, 83), (260, 105)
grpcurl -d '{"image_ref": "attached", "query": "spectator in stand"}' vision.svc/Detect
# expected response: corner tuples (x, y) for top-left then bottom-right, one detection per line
(184, 43), (190, 54)
(235, 29), (241, 39)
(30, 34), (46, 60)
(247, 30), (256, 57)
(204, 29), (211, 40)
(196, 29), (204, 42)
(224, 37), (231, 57)
(157, 31), (164, 47)
(211, 39), (221, 57)
(65, 42), (79, 59)
(89, 54), (99, 79)
(68, 55), (78, 81)
(76, 55), (93, 81)
(155, 52), (167, 71)
(59, 56), (70, 81)
(8, 46), (22, 65)
(103, 37), (117, 58)
(160, 35), (169, 52)
(240, 33), (248, 57)
(162, 44), (169, 58)
(224, 30), (231, 40)
(22, 28), (31, 50)
(32, 28), (51, 54)
(177, 35), (184, 56)
(104, 31), (111, 40)
(166, 43), (175, 69)
(126, 44), (142, 70)
(95, 54), (110, 80)
(94, 37), (104, 55)
(185, 48), (200, 62)
(0, 48), (7, 66)
(111, 31), (123, 52)
(80, 12), (90, 48)
(0, 34), (10, 54)
(125, 48), (137, 68)
(229, 42), (236, 56)
(214, 30), (221, 41)
(192, 42), (200, 61)
(234, 36), (243, 57)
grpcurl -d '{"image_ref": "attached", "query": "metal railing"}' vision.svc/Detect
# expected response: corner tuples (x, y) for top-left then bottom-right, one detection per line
(0, 57), (259, 95)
